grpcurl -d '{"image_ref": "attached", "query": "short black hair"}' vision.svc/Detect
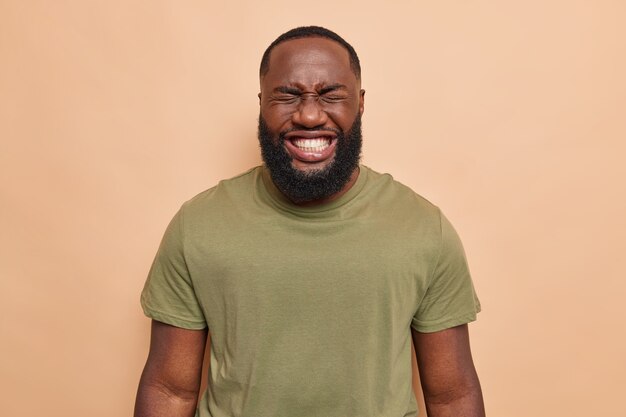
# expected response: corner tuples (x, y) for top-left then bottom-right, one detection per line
(259, 26), (361, 80)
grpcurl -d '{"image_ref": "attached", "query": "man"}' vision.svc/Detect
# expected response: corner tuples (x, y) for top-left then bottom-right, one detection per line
(135, 26), (485, 417)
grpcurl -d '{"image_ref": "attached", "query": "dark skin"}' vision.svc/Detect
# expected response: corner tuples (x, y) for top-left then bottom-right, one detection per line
(134, 321), (207, 417)
(412, 325), (485, 417)
(258, 37), (365, 205)
(135, 37), (485, 417)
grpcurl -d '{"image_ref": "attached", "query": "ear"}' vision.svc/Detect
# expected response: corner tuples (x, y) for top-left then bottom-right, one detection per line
(258, 92), (262, 105)
(359, 89), (365, 115)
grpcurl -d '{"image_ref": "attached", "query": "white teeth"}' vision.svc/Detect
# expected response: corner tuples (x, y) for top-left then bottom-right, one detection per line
(292, 138), (330, 152)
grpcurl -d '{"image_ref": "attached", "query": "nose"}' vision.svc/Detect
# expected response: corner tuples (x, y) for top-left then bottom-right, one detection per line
(291, 95), (328, 128)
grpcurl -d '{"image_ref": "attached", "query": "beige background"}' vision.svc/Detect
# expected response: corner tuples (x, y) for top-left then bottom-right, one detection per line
(2, 1), (625, 416)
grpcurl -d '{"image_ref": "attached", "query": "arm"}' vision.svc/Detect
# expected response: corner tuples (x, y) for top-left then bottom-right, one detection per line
(134, 320), (208, 417)
(411, 324), (485, 417)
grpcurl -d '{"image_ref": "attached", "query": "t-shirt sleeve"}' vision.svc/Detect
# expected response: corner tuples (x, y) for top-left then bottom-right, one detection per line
(140, 207), (207, 330)
(411, 211), (481, 333)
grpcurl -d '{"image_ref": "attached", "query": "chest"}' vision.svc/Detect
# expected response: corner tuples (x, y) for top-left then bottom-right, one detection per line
(186, 214), (437, 332)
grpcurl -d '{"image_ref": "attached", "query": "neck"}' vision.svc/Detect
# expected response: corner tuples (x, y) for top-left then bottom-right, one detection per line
(287, 166), (360, 207)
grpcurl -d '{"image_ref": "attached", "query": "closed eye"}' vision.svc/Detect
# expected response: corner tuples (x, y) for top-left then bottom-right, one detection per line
(274, 94), (299, 101)
(321, 94), (347, 102)
(271, 87), (301, 104)
(319, 84), (348, 102)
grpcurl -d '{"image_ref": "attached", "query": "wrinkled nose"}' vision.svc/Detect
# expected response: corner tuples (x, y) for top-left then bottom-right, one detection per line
(292, 96), (328, 128)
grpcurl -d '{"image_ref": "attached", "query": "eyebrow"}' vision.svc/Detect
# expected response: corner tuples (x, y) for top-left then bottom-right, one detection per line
(274, 86), (302, 95)
(318, 84), (347, 94)
(273, 84), (348, 95)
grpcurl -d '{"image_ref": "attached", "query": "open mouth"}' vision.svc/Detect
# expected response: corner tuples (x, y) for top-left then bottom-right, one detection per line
(283, 130), (338, 163)
(290, 138), (332, 153)
(283, 133), (337, 163)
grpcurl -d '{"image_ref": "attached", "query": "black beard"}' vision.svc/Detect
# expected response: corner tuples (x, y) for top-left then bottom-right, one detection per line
(258, 115), (362, 204)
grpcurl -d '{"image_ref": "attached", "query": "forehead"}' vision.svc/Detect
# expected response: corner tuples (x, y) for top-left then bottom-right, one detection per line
(262, 37), (356, 89)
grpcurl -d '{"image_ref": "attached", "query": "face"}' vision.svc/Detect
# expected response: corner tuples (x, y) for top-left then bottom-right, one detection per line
(258, 37), (365, 204)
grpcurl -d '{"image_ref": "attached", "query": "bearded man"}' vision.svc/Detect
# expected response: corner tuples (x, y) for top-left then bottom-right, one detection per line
(135, 26), (485, 417)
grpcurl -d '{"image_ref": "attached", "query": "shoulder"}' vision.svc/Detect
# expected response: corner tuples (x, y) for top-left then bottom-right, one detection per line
(177, 166), (262, 224)
(184, 166), (260, 206)
(361, 165), (442, 222)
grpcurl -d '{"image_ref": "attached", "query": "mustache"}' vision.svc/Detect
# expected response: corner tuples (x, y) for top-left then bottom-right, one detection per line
(278, 126), (343, 138)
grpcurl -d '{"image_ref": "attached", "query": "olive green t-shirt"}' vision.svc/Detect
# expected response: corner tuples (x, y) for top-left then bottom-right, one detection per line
(141, 165), (480, 417)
